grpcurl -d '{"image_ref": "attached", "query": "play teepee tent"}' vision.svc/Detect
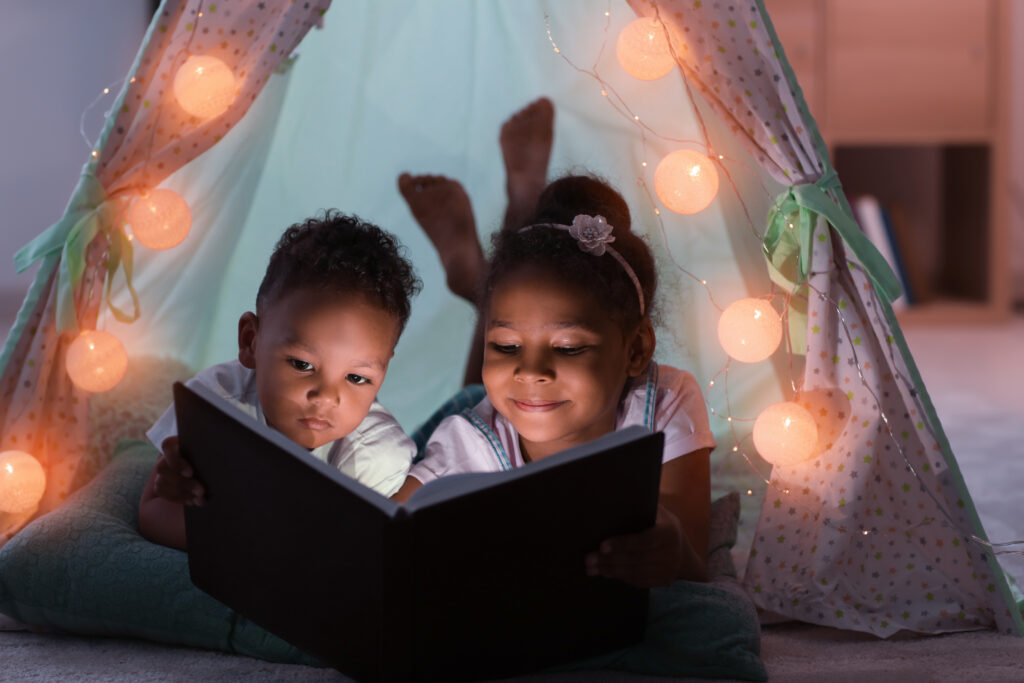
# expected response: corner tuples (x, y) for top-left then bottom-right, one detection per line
(1, 0), (1020, 641)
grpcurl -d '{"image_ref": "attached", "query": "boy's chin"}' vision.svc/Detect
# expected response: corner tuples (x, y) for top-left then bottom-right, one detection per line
(281, 429), (337, 451)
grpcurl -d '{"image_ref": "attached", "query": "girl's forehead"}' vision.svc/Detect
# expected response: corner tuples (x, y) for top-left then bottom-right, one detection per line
(487, 270), (612, 332)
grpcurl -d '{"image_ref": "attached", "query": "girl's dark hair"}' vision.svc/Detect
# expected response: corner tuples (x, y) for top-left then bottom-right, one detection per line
(484, 175), (656, 331)
(256, 210), (422, 337)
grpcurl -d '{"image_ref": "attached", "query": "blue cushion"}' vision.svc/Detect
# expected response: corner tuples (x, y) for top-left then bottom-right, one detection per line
(0, 439), (319, 665)
(556, 576), (767, 680)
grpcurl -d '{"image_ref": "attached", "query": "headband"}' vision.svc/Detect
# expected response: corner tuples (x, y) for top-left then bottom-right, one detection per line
(518, 214), (646, 316)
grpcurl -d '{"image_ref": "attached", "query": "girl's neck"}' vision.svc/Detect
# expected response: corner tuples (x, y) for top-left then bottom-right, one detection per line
(516, 410), (619, 463)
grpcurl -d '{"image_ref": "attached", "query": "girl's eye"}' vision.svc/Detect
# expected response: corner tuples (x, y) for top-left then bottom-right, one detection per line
(346, 373), (371, 386)
(288, 358), (314, 371)
(489, 343), (520, 354)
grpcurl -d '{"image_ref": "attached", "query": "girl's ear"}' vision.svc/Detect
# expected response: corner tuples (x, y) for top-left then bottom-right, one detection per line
(627, 318), (656, 377)
(237, 312), (259, 369)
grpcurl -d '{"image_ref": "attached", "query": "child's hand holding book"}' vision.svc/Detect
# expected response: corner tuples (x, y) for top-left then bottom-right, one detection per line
(153, 436), (206, 507)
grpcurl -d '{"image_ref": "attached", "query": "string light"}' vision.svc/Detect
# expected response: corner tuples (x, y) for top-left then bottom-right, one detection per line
(0, 451), (46, 515)
(616, 16), (677, 80)
(65, 330), (128, 393)
(173, 55), (237, 120)
(654, 149), (720, 214)
(753, 401), (819, 467)
(717, 298), (783, 363)
(127, 189), (192, 250)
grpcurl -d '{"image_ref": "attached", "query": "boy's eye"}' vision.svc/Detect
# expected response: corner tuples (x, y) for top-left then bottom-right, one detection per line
(288, 358), (314, 371)
(489, 343), (520, 354)
(555, 346), (587, 355)
(346, 373), (372, 386)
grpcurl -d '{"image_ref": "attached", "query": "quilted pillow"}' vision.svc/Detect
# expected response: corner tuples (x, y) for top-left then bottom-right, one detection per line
(0, 439), (319, 665)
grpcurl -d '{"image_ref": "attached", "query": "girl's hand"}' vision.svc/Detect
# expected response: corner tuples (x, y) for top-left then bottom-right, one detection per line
(152, 436), (205, 506)
(585, 504), (686, 588)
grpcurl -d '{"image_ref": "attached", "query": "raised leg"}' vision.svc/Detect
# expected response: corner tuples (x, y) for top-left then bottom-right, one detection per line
(398, 173), (486, 385)
(397, 173), (484, 303)
(500, 96), (555, 232)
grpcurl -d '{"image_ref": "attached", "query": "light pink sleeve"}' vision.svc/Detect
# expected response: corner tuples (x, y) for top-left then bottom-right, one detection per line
(407, 414), (498, 484)
(653, 367), (717, 462)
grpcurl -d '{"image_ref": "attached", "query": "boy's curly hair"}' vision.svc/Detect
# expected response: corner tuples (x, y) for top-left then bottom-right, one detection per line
(256, 210), (422, 337)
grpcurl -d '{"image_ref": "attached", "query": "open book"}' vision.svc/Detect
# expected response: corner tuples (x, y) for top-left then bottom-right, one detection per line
(175, 381), (665, 682)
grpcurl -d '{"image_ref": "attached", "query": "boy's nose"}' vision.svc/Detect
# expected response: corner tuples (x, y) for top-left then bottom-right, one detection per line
(308, 383), (341, 405)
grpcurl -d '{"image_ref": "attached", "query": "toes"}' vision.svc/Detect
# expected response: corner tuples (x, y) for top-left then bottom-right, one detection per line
(398, 173), (433, 196)
(530, 96), (554, 119)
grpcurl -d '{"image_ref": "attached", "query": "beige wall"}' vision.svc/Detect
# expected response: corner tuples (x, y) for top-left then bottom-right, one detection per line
(1012, 0), (1024, 304)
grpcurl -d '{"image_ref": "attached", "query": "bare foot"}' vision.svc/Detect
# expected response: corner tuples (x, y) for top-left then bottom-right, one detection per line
(398, 173), (484, 302)
(500, 97), (554, 232)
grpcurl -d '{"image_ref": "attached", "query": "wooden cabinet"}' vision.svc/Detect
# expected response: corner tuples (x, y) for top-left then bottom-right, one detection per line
(766, 0), (1011, 322)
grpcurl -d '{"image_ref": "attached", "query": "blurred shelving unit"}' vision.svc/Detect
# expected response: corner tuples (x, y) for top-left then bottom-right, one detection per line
(766, 0), (1012, 323)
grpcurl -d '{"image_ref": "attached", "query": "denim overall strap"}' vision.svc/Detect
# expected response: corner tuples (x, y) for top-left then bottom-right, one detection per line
(459, 408), (513, 472)
(641, 363), (659, 431)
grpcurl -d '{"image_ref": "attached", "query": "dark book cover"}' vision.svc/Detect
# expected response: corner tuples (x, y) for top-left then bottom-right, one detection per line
(175, 381), (663, 682)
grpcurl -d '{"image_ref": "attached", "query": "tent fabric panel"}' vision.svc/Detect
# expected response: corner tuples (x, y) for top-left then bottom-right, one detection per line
(99, 70), (295, 371)
(97, 0), (331, 195)
(0, 0), (329, 541)
(746, 220), (1021, 635)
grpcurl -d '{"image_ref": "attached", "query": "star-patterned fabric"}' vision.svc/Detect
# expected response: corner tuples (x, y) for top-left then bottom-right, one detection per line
(626, 0), (1021, 635)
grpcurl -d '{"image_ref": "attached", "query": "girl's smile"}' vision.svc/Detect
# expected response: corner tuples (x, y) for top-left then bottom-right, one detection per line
(510, 398), (570, 412)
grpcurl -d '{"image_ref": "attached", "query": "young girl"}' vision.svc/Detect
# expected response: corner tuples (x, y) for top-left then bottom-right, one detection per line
(395, 173), (715, 586)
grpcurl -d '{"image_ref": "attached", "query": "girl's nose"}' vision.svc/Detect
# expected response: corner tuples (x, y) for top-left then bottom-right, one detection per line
(514, 349), (554, 383)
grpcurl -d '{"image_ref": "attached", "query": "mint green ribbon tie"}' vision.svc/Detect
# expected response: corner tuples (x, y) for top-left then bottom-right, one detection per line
(764, 170), (902, 303)
(14, 172), (140, 333)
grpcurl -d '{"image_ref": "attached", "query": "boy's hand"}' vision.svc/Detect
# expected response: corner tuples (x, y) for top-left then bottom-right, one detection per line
(153, 436), (205, 506)
(584, 504), (684, 588)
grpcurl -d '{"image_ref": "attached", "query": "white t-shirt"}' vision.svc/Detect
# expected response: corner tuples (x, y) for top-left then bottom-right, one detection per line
(409, 363), (715, 484)
(147, 359), (414, 497)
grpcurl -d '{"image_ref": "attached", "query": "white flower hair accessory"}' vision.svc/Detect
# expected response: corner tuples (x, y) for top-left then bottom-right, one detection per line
(568, 214), (615, 255)
(519, 214), (646, 315)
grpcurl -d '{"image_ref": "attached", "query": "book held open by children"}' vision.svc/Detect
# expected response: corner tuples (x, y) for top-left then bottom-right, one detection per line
(175, 381), (665, 683)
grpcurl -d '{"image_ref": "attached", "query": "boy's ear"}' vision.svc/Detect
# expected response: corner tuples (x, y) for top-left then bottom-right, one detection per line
(237, 312), (259, 369)
(627, 318), (656, 377)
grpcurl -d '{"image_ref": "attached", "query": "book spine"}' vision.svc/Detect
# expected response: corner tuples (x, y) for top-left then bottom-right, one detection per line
(379, 508), (414, 683)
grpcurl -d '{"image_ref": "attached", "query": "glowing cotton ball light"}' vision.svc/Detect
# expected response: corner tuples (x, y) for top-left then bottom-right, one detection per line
(753, 402), (819, 467)
(616, 17), (677, 80)
(127, 189), (191, 250)
(0, 451), (46, 515)
(173, 55), (237, 120)
(65, 330), (128, 393)
(654, 149), (720, 214)
(717, 298), (783, 363)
